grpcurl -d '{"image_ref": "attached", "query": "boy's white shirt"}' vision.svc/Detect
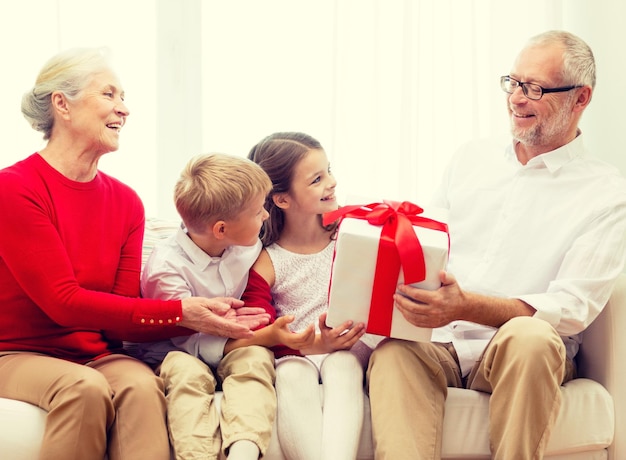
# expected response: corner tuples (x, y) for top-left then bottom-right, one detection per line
(139, 225), (262, 367)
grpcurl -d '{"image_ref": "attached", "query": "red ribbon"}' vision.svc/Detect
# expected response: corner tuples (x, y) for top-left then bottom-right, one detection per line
(324, 201), (448, 336)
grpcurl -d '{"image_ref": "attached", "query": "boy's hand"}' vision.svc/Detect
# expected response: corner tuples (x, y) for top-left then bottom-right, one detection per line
(232, 304), (271, 330)
(179, 296), (254, 339)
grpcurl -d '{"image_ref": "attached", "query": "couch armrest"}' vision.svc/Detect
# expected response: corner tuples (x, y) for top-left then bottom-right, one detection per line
(577, 273), (626, 459)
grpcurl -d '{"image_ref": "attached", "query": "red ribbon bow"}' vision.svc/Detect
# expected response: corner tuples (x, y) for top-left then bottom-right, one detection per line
(324, 200), (448, 336)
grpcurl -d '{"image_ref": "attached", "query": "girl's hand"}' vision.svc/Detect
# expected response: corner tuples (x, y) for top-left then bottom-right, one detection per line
(273, 316), (316, 350)
(317, 312), (366, 352)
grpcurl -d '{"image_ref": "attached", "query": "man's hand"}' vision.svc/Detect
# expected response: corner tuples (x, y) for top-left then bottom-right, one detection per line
(178, 297), (254, 339)
(394, 270), (535, 328)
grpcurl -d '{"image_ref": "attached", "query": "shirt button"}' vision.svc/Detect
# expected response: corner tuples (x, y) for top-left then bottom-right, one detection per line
(158, 319), (164, 324)
(149, 319), (155, 324)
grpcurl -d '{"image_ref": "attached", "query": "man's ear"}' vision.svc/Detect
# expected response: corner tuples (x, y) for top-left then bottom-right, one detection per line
(212, 220), (227, 239)
(573, 86), (592, 113)
(272, 192), (290, 210)
(51, 91), (71, 120)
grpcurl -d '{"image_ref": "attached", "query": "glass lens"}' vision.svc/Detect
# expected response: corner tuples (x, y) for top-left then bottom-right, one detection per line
(523, 83), (542, 100)
(501, 76), (517, 93)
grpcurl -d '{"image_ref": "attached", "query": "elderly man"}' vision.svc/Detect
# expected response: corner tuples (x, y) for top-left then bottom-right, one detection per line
(367, 30), (626, 460)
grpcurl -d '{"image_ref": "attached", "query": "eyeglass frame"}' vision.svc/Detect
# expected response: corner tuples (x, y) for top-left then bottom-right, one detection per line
(500, 75), (583, 100)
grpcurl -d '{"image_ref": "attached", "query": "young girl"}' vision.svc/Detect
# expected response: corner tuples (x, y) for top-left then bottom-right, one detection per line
(244, 132), (375, 460)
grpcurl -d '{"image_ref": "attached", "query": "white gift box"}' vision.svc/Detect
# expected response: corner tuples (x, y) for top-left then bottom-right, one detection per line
(326, 204), (449, 342)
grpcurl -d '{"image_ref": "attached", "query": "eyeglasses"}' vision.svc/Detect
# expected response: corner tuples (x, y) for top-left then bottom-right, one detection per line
(500, 75), (582, 101)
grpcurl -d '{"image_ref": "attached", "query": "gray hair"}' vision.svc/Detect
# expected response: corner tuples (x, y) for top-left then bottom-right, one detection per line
(21, 47), (113, 140)
(526, 30), (596, 89)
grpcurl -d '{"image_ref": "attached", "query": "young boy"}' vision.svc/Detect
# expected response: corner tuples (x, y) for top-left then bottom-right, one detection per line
(135, 153), (275, 460)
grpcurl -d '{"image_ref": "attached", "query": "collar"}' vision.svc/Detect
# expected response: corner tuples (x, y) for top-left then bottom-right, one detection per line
(174, 225), (262, 270)
(174, 225), (225, 270)
(506, 131), (586, 174)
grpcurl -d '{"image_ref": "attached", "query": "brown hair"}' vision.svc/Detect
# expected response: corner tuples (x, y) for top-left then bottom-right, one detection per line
(247, 132), (337, 246)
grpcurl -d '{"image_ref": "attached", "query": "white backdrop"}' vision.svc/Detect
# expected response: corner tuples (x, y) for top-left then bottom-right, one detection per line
(1, 1), (625, 219)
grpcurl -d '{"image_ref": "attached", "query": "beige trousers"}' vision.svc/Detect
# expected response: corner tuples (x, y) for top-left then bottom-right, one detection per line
(366, 317), (571, 460)
(159, 346), (276, 460)
(0, 351), (170, 460)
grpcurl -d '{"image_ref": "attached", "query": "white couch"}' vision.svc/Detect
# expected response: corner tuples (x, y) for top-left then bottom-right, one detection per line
(1, 218), (623, 459)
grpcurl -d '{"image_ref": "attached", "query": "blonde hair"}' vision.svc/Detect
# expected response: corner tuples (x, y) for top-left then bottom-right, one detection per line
(174, 153), (272, 233)
(21, 47), (113, 140)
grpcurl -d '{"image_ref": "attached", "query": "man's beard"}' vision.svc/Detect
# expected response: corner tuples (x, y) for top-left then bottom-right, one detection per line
(511, 103), (572, 146)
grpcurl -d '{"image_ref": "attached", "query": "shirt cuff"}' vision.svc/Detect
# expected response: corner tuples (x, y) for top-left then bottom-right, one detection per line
(516, 293), (561, 327)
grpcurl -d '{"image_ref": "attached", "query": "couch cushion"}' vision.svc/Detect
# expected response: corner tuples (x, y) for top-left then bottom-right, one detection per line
(0, 397), (46, 460)
(441, 378), (613, 457)
(142, 217), (180, 269)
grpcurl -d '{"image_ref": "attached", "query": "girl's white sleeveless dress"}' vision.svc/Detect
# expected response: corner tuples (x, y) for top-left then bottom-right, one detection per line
(265, 240), (378, 369)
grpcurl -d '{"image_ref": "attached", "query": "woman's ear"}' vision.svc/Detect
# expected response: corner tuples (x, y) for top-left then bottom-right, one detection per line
(212, 220), (227, 239)
(272, 192), (290, 210)
(51, 91), (71, 120)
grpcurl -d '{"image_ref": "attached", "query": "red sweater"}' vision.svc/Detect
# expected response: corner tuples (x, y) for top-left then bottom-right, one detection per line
(0, 154), (188, 364)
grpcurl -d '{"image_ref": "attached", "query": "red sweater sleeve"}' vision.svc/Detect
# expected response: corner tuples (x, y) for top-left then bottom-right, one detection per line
(241, 268), (301, 358)
(241, 268), (278, 323)
(0, 155), (184, 362)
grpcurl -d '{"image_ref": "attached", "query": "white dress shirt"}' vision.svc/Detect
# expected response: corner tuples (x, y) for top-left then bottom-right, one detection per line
(430, 134), (626, 376)
(136, 225), (262, 367)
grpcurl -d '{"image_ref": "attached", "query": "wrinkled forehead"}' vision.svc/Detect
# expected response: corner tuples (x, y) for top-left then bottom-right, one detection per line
(84, 68), (124, 92)
(510, 43), (565, 84)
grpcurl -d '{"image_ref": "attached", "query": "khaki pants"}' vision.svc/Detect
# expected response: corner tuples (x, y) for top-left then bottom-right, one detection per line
(366, 317), (571, 460)
(0, 352), (169, 460)
(159, 346), (276, 460)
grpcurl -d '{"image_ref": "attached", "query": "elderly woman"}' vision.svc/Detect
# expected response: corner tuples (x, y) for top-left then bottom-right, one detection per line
(0, 48), (268, 460)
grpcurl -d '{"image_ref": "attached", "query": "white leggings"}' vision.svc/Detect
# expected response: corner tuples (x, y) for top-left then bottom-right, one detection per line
(275, 345), (370, 460)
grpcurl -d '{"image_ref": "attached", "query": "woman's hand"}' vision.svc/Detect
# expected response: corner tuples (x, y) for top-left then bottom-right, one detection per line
(178, 297), (256, 339)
